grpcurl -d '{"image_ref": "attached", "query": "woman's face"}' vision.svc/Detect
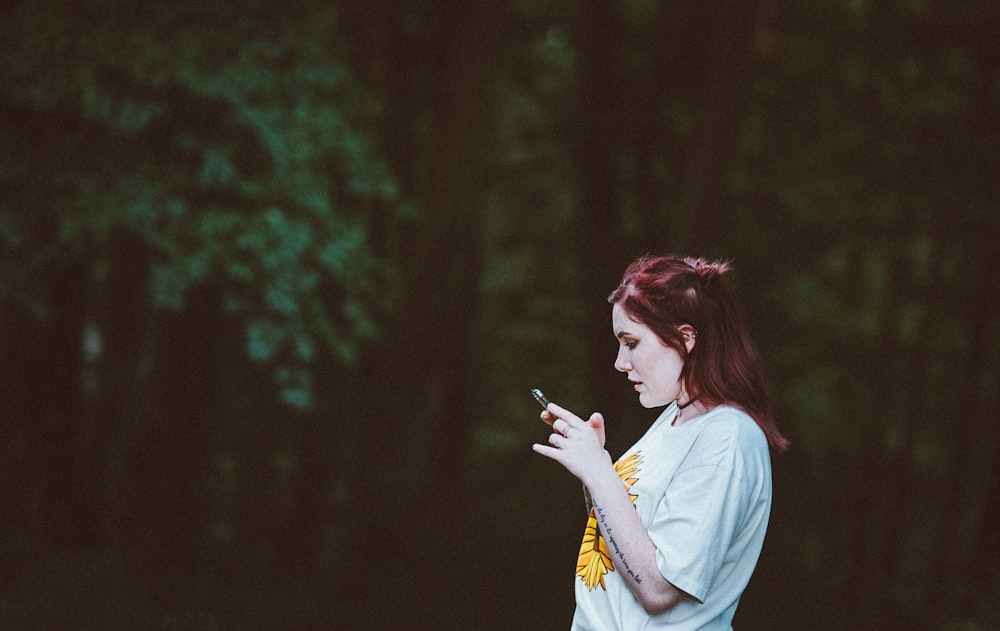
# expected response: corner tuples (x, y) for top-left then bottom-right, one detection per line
(612, 303), (691, 408)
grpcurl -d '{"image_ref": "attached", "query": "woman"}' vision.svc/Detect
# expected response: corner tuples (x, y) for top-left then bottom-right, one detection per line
(533, 255), (788, 630)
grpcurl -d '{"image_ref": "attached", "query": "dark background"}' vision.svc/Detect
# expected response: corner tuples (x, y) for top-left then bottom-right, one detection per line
(2, 1), (998, 629)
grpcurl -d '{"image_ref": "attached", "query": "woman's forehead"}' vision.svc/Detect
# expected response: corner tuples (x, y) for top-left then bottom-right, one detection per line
(612, 303), (648, 335)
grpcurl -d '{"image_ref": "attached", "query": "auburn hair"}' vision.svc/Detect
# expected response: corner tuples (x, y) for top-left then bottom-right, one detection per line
(608, 255), (789, 452)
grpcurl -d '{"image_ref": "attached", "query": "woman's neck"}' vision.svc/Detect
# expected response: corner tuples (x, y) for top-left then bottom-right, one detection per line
(673, 399), (712, 426)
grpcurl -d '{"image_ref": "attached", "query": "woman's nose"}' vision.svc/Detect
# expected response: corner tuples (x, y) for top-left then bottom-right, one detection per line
(614, 349), (630, 372)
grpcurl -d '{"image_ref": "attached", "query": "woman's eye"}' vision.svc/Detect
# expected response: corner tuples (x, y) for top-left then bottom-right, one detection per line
(625, 341), (638, 350)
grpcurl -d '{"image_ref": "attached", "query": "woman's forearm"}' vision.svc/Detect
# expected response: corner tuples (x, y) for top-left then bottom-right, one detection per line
(585, 463), (686, 615)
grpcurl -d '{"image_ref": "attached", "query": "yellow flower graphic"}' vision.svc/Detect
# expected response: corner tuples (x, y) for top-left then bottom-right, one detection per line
(576, 452), (642, 590)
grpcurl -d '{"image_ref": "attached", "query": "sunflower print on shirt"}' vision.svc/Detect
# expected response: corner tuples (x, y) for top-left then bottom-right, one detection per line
(576, 452), (642, 590)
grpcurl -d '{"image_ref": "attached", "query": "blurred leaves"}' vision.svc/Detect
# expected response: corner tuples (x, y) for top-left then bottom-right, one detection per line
(0, 0), (401, 405)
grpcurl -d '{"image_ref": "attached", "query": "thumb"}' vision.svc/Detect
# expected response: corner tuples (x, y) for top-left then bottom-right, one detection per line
(588, 412), (607, 448)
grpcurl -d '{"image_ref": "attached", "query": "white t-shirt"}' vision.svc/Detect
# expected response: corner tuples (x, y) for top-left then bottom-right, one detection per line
(570, 402), (773, 631)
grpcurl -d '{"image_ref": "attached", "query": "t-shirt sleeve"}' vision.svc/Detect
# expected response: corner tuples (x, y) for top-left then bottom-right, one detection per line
(646, 442), (752, 603)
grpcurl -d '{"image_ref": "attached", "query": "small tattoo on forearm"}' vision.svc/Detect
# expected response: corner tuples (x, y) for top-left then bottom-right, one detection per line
(594, 502), (642, 584)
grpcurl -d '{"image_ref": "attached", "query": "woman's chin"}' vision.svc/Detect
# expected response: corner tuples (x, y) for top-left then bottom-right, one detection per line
(637, 393), (665, 409)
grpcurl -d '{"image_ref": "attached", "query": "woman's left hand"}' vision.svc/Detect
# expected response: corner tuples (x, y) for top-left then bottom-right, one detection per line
(533, 402), (612, 484)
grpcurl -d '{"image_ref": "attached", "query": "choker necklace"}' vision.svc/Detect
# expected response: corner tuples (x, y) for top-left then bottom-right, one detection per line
(672, 397), (697, 427)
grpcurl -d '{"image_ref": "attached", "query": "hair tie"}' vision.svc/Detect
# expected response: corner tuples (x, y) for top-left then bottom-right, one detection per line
(687, 257), (730, 286)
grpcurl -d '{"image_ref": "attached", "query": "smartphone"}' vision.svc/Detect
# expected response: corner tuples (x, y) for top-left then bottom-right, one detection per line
(530, 388), (551, 410)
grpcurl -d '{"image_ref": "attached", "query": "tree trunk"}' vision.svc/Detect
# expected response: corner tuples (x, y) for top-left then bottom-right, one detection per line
(676, 0), (760, 257)
(573, 0), (630, 436)
(346, 1), (505, 617)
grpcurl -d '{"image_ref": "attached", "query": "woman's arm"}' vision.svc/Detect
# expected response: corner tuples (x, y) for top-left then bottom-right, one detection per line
(584, 457), (687, 614)
(533, 403), (688, 614)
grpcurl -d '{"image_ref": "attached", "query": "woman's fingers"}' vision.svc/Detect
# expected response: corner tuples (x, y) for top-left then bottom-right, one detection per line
(541, 404), (602, 447)
(588, 412), (607, 448)
(540, 409), (555, 425)
(532, 442), (560, 457)
(545, 402), (585, 426)
(553, 420), (580, 436)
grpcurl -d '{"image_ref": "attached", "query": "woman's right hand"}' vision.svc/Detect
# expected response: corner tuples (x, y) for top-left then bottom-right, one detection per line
(541, 406), (606, 449)
(535, 403), (612, 485)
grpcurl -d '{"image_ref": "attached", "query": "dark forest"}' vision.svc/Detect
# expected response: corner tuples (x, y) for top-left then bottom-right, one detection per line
(2, 1), (998, 629)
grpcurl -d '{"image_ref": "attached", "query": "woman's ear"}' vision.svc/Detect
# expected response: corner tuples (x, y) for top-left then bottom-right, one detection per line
(678, 324), (697, 353)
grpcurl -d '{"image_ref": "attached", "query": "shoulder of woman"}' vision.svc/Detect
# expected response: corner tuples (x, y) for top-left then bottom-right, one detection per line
(688, 406), (770, 463)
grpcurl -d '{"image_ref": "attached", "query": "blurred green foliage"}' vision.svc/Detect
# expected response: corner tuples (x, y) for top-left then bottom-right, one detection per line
(0, 0), (400, 406)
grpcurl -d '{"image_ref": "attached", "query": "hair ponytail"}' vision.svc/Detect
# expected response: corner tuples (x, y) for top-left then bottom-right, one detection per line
(690, 258), (729, 287)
